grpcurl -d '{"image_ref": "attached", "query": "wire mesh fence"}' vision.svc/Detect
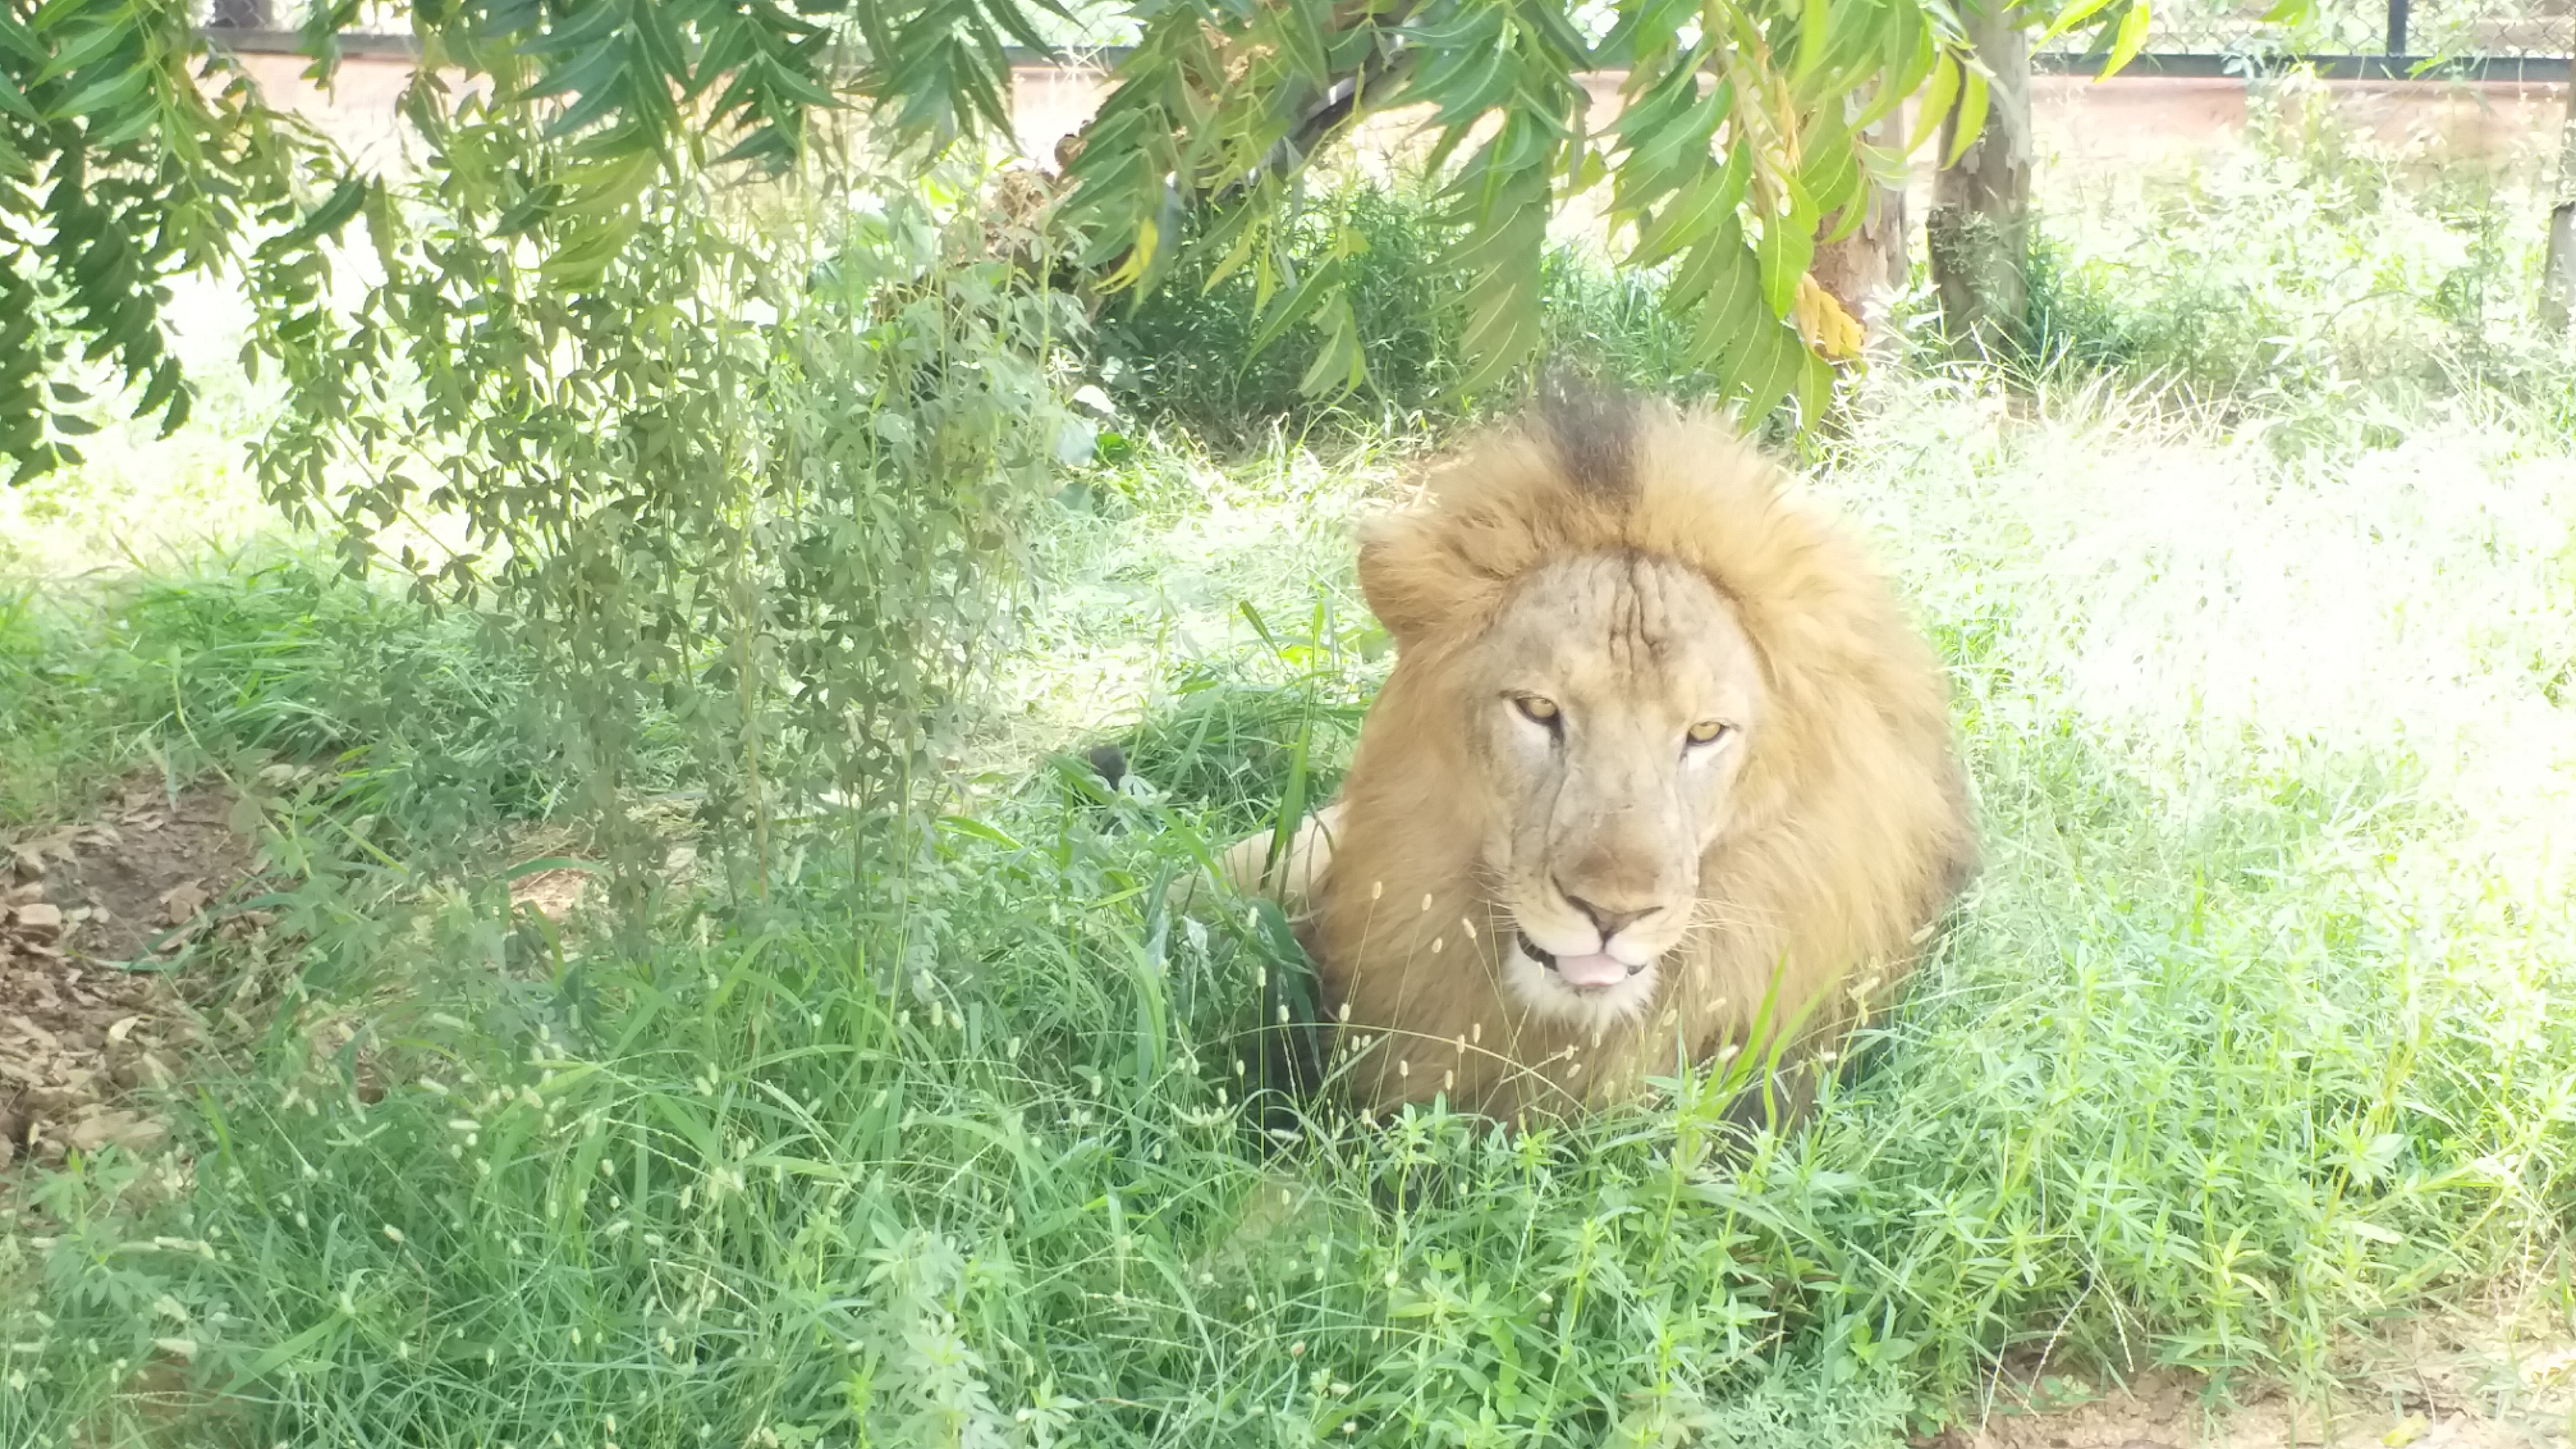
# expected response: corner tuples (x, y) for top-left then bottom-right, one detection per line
(2131, 0), (2566, 56)
(2033, 0), (2573, 64)
(196, 1), (409, 36)
(190, 1), (2574, 67)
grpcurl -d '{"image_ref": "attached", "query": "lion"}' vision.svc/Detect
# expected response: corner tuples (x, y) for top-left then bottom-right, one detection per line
(1200, 381), (1976, 1126)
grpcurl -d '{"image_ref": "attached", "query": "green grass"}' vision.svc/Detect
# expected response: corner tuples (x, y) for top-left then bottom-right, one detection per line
(1985, 69), (2576, 461)
(9, 112), (2576, 1449)
(0, 554), (583, 860)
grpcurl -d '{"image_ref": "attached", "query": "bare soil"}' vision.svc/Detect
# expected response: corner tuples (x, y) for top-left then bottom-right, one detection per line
(0, 772), (688, 1180)
(1930, 1328), (2576, 1448)
(0, 778), (257, 1172)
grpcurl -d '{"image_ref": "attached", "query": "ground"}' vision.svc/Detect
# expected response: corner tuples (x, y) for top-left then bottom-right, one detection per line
(0, 780), (251, 1172)
(1932, 1337), (2576, 1447)
(0, 778), (624, 1177)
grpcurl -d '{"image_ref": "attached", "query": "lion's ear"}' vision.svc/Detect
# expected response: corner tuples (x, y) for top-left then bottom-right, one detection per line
(1356, 514), (1456, 647)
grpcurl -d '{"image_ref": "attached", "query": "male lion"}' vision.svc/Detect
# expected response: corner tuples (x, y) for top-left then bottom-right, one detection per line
(1205, 382), (1976, 1126)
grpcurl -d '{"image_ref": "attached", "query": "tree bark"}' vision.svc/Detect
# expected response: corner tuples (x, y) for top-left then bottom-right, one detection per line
(1926, 3), (2033, 358)
(1810, 113), (1911, 341)
(2542, 73), (2576, 332)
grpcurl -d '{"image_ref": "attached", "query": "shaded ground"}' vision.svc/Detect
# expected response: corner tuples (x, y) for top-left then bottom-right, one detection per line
(0, 779), (255, 1171)
(0, 768), (694, 1178)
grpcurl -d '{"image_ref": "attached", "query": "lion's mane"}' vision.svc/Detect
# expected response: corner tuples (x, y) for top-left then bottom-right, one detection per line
(1300, 389), (1977, 1124)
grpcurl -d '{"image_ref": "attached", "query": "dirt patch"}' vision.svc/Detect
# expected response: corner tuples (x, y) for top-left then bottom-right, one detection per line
(509, 864), (596, 923)
(1931, 1330), (2576, 1448)
(1, 779), (257, 1172)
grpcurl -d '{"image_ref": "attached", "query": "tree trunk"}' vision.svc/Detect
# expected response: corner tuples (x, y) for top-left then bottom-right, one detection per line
(1926, 3), (2033, 358)
(1810, 113), (1911, 342)
(2543, 72), (2576, 331)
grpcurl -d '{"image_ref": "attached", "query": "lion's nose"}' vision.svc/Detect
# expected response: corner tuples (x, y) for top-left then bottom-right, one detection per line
(1557, 886), (1651, 941)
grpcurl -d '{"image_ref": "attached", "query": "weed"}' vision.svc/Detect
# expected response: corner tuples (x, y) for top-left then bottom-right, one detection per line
(1093, 182), (1472, 440)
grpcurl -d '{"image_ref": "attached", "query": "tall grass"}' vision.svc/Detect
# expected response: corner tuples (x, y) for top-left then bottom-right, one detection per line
(1993, 69), (2576, 460)
(17, 368), (2576, 1447)
(0, 555), (581, 851)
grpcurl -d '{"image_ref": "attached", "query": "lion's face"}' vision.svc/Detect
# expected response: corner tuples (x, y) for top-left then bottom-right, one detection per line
(1466, 553), (1767, 1030)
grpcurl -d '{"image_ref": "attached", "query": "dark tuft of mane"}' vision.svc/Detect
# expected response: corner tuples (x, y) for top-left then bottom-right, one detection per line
(1535, 368), (1641, 500)
(1082, 742), (1128, 789)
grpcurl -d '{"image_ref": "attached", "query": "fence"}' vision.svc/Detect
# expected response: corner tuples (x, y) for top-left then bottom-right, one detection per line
(191, 0), (2574, 80)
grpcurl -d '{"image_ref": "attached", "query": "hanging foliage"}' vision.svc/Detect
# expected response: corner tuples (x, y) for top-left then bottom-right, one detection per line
(1, 0), (2161, 492)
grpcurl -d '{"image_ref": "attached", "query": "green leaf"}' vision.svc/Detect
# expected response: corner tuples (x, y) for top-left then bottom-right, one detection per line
(45, 61), (150, 121)
(633, 0), (689, 84)
(153, 373), (191, 437)
(1801, 117), (1860, 238)
(0, 65), (39, 122)
(537, 207), (643, 287)
(524, 25), (630, 105)
(1794, 344), (1836, 427)
(1909, 52), (1959, 156)
(2040, 0), (2129, 42)
(1627, 145), (1749, 271)
(1943, 64), (1990, 169)
(2099, 1), (2154, 79)
(0, 10), (42, 62)
(1612, 60), (1725, 211)
(266, 178), (372, 254)
(546, 60), (647, 139)
(1296, 297), (1365, 399)
(1246, 254), (1340, 361)
(32, 19), (132, 85)
(1269, 1), (1334, 89)
(1754, 182), (1819, 320)
(976, 0), (1064, 57)
(1855, 23), (1937, 130)
(1796, 0), (1834, 82)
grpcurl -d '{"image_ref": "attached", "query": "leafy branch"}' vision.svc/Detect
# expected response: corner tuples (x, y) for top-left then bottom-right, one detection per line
(2, 0), (2163, 492)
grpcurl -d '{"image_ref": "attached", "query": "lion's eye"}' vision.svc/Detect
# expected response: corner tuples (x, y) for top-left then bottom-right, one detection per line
(1685, 719), (1732, 747)
(1512, 694), (1562, 728)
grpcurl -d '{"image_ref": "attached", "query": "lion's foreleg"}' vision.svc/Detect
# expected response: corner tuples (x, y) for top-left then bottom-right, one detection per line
(1167, 802), (1347, 920)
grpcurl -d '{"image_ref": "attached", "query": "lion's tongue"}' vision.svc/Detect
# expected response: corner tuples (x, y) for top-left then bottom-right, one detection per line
(1554, 953), (1629, 989)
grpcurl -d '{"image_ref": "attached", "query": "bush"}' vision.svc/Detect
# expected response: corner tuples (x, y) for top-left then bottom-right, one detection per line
(1090, 182), (1746, 446)
(1091, 183), (1469, 439)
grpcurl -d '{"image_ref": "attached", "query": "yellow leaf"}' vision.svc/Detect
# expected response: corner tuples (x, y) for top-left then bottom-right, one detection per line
(1791, 274), (1864, 361)
(1099, 215), (1161, 294)
(2382, 1413), (2430, 1447)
